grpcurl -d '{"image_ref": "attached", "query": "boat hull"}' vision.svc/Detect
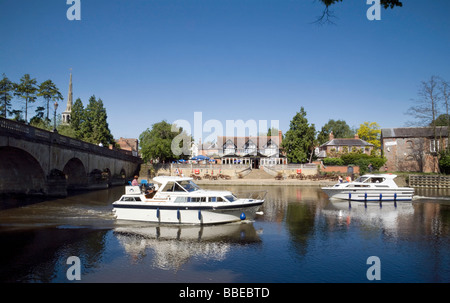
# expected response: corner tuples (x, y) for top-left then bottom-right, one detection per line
(112, 201), (264, 225)
(322, 188), (414, 201)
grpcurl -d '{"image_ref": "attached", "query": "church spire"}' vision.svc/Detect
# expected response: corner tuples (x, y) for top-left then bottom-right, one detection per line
(62, 70), (73, 124)
(66, 71), (73, 112)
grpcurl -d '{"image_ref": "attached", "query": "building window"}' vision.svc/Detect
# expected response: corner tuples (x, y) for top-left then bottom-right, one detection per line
(430, 139), (440, 153)
(406, 140), (414, 149)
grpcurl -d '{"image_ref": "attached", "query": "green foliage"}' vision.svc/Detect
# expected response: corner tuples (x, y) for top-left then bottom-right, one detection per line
(70, 98), (85, 139)
(80, 96), (114, 146)
(281, 107), (316, 163)
(37, 79), (63, 121)
(0, 74), (14, 118)
(317, 119), (354, 145)
(439, 151), (450, 174)
(139, 120), (192, 163)
(340, 152), (387, 174)
(323, 157), (344, 166)
(14, 74), (38, 123)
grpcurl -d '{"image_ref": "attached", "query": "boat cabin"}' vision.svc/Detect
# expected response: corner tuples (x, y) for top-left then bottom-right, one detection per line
(119, 176), (239, 203)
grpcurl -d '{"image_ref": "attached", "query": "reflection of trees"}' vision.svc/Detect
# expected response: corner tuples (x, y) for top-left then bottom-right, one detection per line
(285, 203), (316, 255)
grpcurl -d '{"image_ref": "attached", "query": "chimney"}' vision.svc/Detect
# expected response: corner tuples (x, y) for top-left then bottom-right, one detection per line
(329, 131), (334, 141)
(354, 133), (359, 139)
(278, 130), (282, 145)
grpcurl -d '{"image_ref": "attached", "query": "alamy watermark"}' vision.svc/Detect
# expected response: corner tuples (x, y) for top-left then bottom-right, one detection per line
(66, 256), (81, 280)
(66, 0), (81, 21)
(171, 112), (280, 156)
(366, 256), (381, 280)
(367, 0), (381, 21)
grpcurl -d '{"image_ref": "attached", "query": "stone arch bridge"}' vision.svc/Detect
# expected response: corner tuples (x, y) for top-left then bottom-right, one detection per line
(0, 118), (142, 197)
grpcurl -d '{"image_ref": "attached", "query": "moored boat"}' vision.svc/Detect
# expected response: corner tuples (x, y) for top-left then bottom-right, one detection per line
(321, 174), (414, 201)
(112, 176), (266, 224)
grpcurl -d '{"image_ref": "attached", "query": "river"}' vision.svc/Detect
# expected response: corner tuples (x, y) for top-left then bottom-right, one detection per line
(0, 185), (449, 283)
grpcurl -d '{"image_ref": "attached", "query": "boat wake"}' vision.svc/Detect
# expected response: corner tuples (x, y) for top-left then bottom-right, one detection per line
(413, 195), (450, 201)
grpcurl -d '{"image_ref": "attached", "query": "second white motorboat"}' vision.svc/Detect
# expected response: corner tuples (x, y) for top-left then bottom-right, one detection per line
(321, 174), (414, 201)
(112, 176), (266, 225)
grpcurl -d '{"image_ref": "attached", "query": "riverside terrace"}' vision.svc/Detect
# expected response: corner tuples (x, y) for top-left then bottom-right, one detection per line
(139, 162), (339, 186)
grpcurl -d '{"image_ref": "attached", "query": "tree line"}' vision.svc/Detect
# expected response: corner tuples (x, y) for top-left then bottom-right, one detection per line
(0, 73), (114, 147)
(0, 73), (63, 124)
(139, 108), (382, 167)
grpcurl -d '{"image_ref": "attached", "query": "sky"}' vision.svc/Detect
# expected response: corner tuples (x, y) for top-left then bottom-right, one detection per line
(1, 0), (449, 142)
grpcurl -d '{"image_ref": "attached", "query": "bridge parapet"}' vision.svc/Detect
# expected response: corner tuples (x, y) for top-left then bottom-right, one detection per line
(0, 117), (140, 163)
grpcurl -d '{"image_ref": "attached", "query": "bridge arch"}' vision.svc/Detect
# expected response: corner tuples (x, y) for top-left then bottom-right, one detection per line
(63, 158), (88, 190)
(0, 146), (47, 195)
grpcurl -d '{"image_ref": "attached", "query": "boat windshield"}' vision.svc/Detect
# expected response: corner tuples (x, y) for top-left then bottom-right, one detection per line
(354, 176), (369, 183)
(178, 180), (201, 192)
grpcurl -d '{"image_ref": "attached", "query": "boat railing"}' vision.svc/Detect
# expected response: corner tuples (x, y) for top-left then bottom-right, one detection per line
(235, 190), (268, 201)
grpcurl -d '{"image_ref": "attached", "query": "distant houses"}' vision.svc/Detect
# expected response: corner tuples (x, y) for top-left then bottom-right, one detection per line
(192, 130), (287, 168)
(317, 131), (374, 159)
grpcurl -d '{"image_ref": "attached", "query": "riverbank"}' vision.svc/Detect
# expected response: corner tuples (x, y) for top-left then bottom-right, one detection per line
(195, 178), (336, 187)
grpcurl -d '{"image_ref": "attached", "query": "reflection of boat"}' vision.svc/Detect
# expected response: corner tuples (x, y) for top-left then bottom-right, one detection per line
(321, 174), (414, 201)
(114, 222), (261, 270)
(112, 176), (266, 224)
(323, 200), (414, 232)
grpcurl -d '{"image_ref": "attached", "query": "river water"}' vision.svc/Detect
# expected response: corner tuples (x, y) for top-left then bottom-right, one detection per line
(0, 185), (448, 283)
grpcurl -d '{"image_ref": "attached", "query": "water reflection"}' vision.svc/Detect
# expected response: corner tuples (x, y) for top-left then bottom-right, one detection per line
(114, 222), (261, 271)
(0, 185), (449, 282)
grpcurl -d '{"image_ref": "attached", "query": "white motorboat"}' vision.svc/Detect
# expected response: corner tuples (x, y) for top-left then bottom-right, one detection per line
(321, 174), (414, 201)
(112, 176), (266, 224)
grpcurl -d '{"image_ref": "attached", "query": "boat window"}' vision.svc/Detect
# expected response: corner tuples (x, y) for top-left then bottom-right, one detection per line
(225, 195), (237, 202)
(175, 197), (188, 202)
(162, 182), (175, 192)
(120, 196), (136, 202)
(190, 197), (207, 202)
(173, 182), (186, 192)
(209, 197), (226, 202)
(348, 184), (370, 188)
(178, 180), (200, 192)
(371, 178), (385, 183)
(161, 181), (187, 192)
(355, 176), (369, 183)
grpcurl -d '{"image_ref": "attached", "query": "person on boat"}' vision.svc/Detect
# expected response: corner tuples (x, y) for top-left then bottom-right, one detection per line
(338, 175), (343, 183)
(131, 175), (139, 186)
(346, 175), (352, 183)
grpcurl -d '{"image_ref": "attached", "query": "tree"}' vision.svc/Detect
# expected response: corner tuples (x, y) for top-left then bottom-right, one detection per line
(139, 120), (191, 163)
(70, 98), (85, 139)
(317, 119), (353, 145)
(266, 127), (279, 137)
(82, 95), (114, 146)
(357, 122), (381, 150)
(37, 79), (63, 121)
(281, 107), (316, 163)
(14, 74), (38, 123)
(406, 76), (442, 128)
(406, 76), (447, 172)
(0, 74), (15, 118)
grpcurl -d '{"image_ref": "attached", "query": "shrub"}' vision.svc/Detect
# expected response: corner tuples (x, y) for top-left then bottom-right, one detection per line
(323, 158), (344, 166)
(340, 152), (386, 174)
(439, 151), (450, 174)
